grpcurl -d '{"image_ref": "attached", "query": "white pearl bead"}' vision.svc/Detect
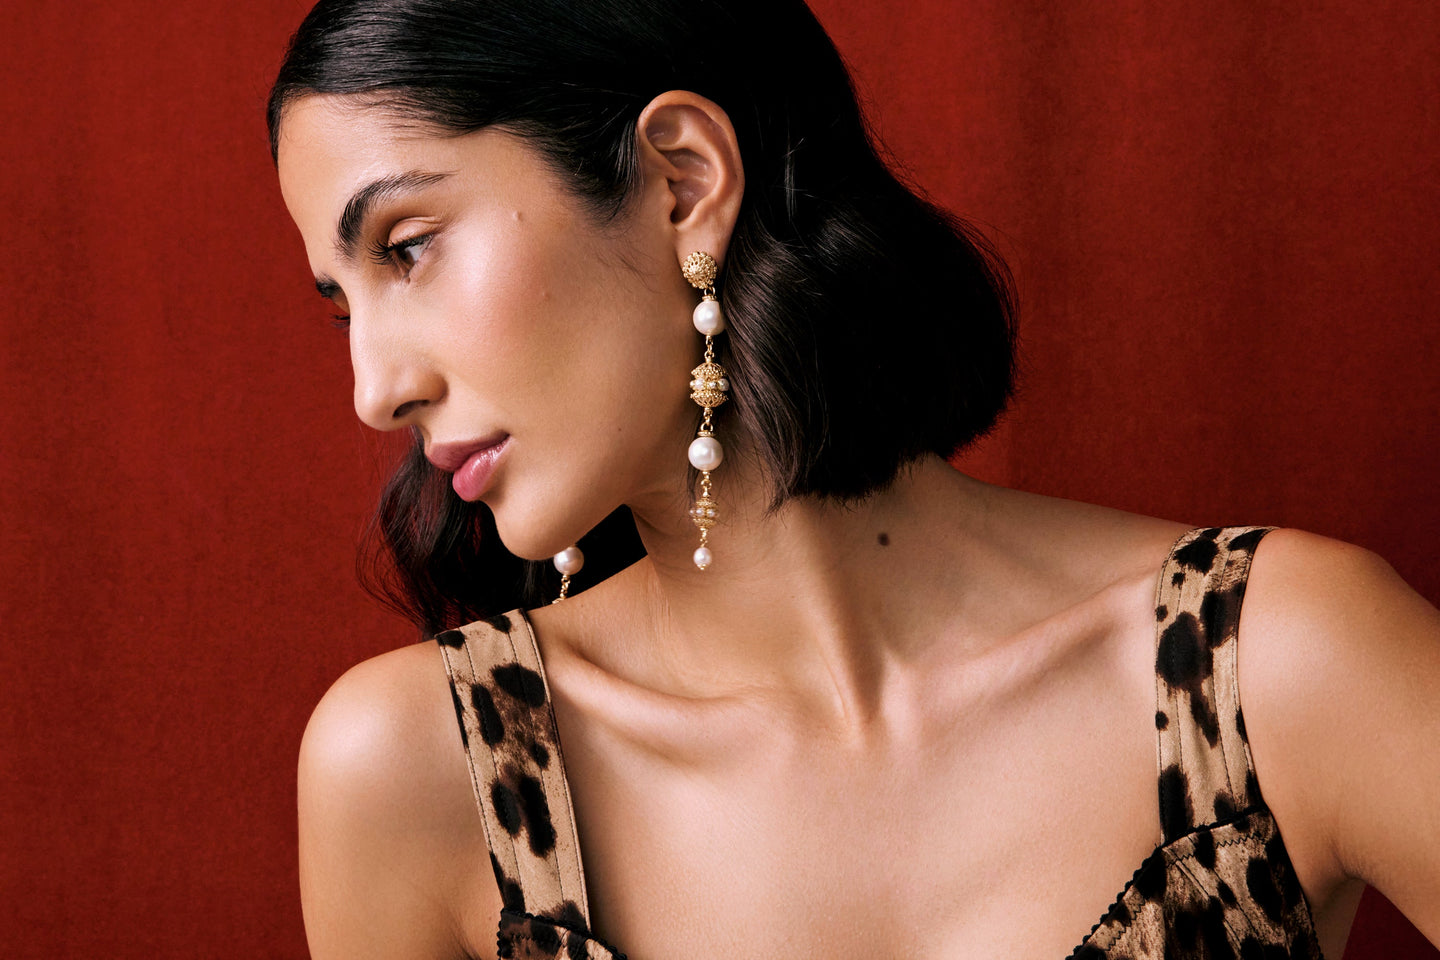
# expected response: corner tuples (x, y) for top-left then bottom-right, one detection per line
(692, 298), (725, 335)
(553, 545), (584, 576)
(717, 378), (729, 391)
(693, 546), (713, 570)
(688, 435), (724, 470)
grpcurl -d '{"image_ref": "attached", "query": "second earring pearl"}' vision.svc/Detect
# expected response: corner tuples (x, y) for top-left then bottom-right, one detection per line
(681, 251), (729, 571)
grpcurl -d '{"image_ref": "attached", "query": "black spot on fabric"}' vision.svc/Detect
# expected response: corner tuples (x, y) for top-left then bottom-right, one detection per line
(1236, 709), (1249, 743)
(1175, 535), (1220, 573)
(546, 902), (594, 960)
(1263, 831), (1303, 909)
(1200, 582), (1247, 649)
(1172, 571), (1186, 587)
(485, 613), (513, 633)
(1073, 945), (1106, 960)
(518, 773), (557, 856)
(500, 882), (525, 915)
(472, 683), (506, 746)
(449, 685), (470, 749)
(490, 852), (526, 913)
(1246, 857), (1286, 924)
(1240, 936), (1268, 960)
(1193, 827), (1216, 869)
(529, 739), (551, 769)
(553, 900), (589, 934)
(877, 532), (890, 546)
(492, 781), (523, 835)
(1263, 825), (1285, 859)
(1157, 613), (1207, 689)
(528, 919), (562, 954)
(436, 629), (467, 648)
(1213, 789), (1237, 821)
(1156, 604), (1169, 621)
(1155, 710), (1170, 730)
(1227, 527), (1267, 555)
(497, 937), (515, 960)
(1198, 897), (1231, 957)
(1245, 768), (1262, 805)
(1113, 901), (1132, 925)
(1200, 527), (1223, 540)
(493, 664), (548, 707)
(1134, 852), (1168, 900)
(1190, 692), (1222, 747)
(1159, 764), (1194, 841)
(1217, 879), (1237, 906)
(1174, 905), (1200, 951)
(1233, 811), (1252, 833)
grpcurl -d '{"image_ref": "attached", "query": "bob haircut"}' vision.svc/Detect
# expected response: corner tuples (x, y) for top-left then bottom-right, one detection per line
(269, 0), (1018, 636)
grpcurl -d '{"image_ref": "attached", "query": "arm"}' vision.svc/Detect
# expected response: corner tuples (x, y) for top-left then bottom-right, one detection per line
(297, 642), (504, 960)
(1239, 529), (1440, 945)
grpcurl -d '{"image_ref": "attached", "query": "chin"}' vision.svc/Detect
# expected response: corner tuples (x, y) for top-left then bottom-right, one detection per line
(486, 487), (603, 564)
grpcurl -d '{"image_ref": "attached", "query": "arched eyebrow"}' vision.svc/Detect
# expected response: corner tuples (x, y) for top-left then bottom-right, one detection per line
(334, 170), (452, 260)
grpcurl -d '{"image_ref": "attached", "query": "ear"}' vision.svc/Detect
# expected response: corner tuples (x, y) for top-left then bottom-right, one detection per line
(635, 91), (745, 269)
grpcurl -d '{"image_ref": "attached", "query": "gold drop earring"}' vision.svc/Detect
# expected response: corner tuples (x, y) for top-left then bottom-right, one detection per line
(681, 252), (729, 570)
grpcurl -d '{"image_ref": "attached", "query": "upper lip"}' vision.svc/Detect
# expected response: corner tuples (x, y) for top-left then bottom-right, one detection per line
(426, 434), (509, 473)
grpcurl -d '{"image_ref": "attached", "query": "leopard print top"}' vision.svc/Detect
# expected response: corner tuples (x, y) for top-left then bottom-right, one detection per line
(436, 525), (1324, 959)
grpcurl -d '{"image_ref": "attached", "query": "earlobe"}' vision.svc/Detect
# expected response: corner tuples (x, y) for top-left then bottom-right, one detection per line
(636, 92), (744, 258)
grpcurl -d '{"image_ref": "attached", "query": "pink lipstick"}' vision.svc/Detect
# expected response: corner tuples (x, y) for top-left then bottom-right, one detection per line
(428, 435), (510, 502)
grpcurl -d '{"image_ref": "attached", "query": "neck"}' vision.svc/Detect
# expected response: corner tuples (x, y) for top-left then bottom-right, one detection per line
(614, 454), (997, 729)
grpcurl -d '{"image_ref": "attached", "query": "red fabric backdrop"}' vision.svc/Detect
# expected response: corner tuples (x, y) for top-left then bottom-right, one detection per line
(1, 0), (1435, 956)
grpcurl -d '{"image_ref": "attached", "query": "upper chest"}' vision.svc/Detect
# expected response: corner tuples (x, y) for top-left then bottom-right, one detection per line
(545, 606), (1164, 959)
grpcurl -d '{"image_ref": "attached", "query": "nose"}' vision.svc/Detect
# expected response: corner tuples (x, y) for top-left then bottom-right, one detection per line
(349, 318), (445, 431)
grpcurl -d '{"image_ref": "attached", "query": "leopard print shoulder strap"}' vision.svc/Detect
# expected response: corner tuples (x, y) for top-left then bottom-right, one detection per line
(436, 611), (593, 932)
(1153, 525), (1276, 842)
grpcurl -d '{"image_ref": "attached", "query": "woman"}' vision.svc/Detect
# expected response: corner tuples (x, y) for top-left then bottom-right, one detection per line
(268, 0), (1440, 957)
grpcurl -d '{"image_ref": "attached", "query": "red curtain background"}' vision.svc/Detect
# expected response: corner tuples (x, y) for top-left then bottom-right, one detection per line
(2, 0), (1435, 956)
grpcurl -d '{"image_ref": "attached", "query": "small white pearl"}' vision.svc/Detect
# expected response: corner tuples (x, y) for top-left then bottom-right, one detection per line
(693, 546), (713, 570)
(553, 545), (584, 576)
(688, 435), (724, 470)
(692, 298), (725, 335)
(717, 378), (729, 391)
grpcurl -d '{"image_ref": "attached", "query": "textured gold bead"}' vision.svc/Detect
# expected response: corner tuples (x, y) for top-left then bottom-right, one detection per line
(681, 251), (718, 290)
(689, 495), (719, 530)
(689, 360), (729, 408)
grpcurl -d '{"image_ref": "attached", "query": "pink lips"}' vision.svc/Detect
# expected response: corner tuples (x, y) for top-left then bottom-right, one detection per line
(428, 435), (510, 502)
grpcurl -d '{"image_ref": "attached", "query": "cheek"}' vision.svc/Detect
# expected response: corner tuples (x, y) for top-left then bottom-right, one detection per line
(429, 220), (588, 405)
(440, 218), (692, 435)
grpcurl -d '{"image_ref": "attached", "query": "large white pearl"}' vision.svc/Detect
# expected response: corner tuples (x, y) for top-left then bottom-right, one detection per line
(692, 298), (725, 335)
(693, 546), (713, 570)
(688, 435), (724, 471)
(553, 545), (584, 575)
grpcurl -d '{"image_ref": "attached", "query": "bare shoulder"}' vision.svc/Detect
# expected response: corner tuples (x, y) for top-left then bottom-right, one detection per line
(298, 641), (501, 960)
(1237, 528), (1440, 940)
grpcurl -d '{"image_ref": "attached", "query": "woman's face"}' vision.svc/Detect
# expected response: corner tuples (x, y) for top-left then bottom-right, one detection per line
(277, 95), (701, 560)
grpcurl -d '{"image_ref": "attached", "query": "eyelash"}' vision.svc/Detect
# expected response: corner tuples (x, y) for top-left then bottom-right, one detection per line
(366, 233), (431, 271)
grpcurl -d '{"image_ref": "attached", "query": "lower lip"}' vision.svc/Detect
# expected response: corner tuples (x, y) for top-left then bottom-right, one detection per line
(451, 438), (510, 501)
